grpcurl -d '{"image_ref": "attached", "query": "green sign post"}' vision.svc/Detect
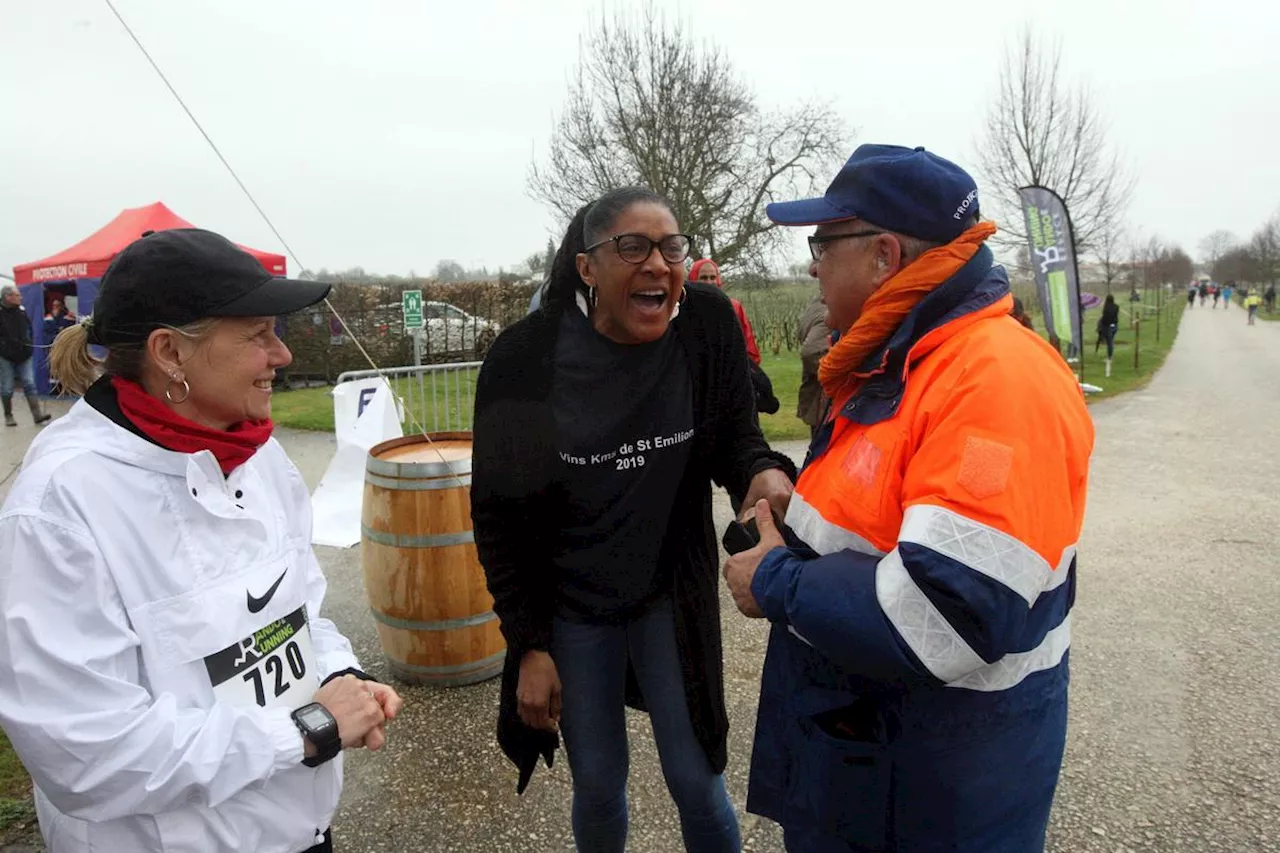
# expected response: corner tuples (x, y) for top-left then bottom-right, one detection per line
(402, 290), (424, 330)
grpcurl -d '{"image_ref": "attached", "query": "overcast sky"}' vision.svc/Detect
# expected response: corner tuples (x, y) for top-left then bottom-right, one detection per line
(3, 0), (1277, 278)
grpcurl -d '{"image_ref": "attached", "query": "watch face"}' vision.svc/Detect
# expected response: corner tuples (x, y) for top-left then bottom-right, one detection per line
(300, 707), (331, 729)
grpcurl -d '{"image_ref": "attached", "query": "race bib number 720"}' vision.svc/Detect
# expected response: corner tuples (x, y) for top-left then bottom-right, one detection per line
(204, 607), (320, 711)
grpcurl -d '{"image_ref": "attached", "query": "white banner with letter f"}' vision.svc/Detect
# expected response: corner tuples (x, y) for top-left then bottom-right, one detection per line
(310, 379), (404, 548)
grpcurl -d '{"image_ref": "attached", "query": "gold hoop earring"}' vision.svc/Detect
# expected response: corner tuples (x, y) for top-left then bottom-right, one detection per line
(165, 376), (191, 404)
(679, 285), (688, 304)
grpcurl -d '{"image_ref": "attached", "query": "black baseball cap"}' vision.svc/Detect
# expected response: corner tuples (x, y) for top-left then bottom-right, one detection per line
(87, 228), (331, 347)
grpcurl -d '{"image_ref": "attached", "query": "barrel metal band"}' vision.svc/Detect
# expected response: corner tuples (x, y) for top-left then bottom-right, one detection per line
(370, 608), (497, 632)
(361, 525), (475, 548)
(364, 472), (471, 491)
(388, 649), (507, 675)
(366, 455), (473, 478)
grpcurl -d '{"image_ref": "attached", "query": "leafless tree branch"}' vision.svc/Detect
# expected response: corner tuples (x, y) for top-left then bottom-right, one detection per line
(528, 3), (847, 273)
(977, 27), (1134, 258)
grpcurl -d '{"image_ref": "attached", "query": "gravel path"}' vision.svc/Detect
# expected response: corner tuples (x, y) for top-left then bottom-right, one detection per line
(1046, 304), (1280, 852)
(1, 304), (1276, 851)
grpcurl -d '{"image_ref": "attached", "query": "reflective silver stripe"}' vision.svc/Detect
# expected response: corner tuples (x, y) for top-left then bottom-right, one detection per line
(948, 616), (1071, 692)
(388, 649), (506, 676)
(1046, 545), (1077, 592)
(785, 492), (886, 558)
(370, 608), (496, 632)
(366, 454), (472, 478)
(360, 525), (474, 548)
(875, 548), (987, 682)
(364, 472), (471, 491)
(898, 505), (1051, 606)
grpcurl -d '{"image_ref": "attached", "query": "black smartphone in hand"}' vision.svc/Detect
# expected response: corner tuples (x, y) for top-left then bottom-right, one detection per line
(722, 518), (760, 555)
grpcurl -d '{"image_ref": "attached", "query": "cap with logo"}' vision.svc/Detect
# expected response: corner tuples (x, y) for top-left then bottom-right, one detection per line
(87, 228), (331, 347)
(766, 144), (980, 244)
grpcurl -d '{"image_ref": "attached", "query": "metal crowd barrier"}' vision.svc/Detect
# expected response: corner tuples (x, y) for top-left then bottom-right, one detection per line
(336, 361), (482, 433)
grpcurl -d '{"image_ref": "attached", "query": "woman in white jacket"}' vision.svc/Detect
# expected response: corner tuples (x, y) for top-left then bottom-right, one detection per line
(0, 229), (403, 853)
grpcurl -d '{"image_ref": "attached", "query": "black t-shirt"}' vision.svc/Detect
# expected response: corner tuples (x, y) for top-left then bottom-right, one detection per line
(549, 306), (694, 620)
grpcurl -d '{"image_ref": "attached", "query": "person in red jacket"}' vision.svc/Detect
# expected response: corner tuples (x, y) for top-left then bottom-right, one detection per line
(690, 259), (761, 364)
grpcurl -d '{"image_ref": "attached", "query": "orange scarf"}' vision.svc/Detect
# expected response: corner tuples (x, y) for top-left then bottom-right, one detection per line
(818, 221), (998, 404)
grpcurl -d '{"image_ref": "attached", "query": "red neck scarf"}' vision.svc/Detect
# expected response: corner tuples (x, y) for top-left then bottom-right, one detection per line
(111, 377), (274, 476)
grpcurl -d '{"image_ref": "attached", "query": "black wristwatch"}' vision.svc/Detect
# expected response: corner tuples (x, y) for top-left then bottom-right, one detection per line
(292, 703), (341, 768)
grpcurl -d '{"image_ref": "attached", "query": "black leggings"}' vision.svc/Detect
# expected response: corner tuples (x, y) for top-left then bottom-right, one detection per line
(1100, 324), (1118, 359)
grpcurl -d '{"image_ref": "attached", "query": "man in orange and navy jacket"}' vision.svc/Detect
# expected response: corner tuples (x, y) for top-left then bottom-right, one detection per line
(723, 144), (1094, 852)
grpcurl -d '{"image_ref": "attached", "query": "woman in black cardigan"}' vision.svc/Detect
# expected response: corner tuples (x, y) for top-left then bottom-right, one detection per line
(471, 188), (795, 853)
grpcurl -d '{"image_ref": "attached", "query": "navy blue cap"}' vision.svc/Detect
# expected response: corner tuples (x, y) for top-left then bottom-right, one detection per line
(767, 144), (980, 243)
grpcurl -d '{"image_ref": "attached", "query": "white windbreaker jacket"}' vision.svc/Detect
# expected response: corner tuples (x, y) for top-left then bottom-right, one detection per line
(0, 399), (360, 852)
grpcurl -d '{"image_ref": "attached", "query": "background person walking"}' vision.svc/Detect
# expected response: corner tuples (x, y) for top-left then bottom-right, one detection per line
(1245, 290), (1262, 324)
(1096, 293), (1120, 377)
(0, 282), (51, 427)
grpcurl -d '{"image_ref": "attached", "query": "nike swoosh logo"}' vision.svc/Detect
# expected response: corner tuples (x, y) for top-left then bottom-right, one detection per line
(246, 570), (288, 614)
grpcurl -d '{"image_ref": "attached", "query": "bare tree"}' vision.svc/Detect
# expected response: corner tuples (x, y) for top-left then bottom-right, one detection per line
(1127, 236), (1164, 293)
(434, 260), (465, 283)
(1094, 219), (1127, 294)
(524, 251), (547, 279)
(787, 261), (812, 282)
(1250, 216), (1279, 288)
(977, 28), (1133, 253)
(1123, 241), (1144, 297)
(529, 5), (846, 273)
(1157, 245), (1194, 288)
(1214, 245), (1255, 284)
(1198, 229), (1238, 270)
(1120, 235), (1190, 307)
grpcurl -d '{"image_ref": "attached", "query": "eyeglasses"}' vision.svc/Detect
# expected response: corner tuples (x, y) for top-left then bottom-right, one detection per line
(585, 233), (693, 265)
(807, 230), (884, 261)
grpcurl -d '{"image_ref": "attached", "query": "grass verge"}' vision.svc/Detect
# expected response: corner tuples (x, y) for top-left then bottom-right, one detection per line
(1061, 291), (1187, 401)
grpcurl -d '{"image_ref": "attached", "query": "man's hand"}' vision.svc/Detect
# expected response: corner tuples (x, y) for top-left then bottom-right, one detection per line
(741, 468), (793, 522)
(723, 499), (787, 618)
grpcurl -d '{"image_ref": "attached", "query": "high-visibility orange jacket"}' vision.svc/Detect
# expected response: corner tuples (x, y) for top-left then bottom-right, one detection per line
(746, 244), (1094, 851)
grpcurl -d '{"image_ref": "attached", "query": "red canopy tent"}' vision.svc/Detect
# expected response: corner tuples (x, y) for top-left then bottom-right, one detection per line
(12, 201), (286, 284)
(11, 202), (287, 394)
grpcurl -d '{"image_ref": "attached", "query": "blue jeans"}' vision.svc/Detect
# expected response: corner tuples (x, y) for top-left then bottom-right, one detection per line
(0, 356), (35, 397)
(552, 599), (741, 853)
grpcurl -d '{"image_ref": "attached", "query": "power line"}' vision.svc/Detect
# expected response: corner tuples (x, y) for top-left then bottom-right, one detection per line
(98, 0), (464, 478)
(101, 0), (302, 272)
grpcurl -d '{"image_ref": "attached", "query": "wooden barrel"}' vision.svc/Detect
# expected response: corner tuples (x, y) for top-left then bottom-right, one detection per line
(360, 432), (505, 686)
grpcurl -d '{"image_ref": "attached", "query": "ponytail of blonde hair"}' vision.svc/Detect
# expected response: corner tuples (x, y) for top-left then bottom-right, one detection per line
(48, 321), (101, 397)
